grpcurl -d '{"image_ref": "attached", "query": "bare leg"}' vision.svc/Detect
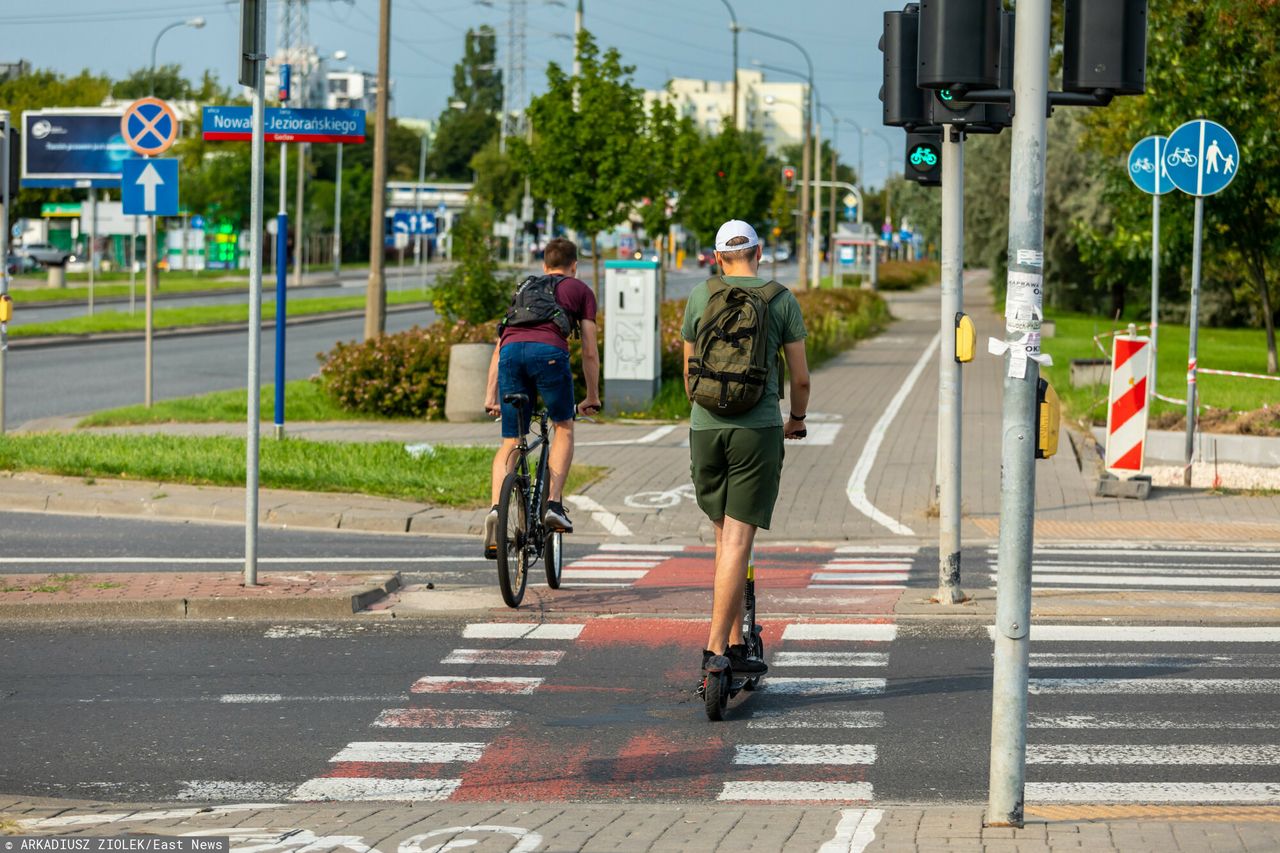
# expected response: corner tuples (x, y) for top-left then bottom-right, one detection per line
(490, 439), (520, 506)
(547, 419), (574, 502)
(706, 515), (757, 653)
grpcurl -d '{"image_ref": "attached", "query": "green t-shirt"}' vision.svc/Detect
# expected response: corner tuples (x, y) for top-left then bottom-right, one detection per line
(681, 275), (808, 430)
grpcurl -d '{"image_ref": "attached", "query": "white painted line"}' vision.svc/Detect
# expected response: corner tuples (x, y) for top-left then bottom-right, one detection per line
(561, 581), (634, 588)
(783, 624), (898, 642)
(1028, 744), (1280, 766)
(565, 495), (633, 537)
(21, 806), (286, 830)
(461, 623), (584, 640)
(0, 556), (488, 565)
(845, 331), (940, 537)
(598, 543), (686, 552)
(835, 545), (921, 555)
(411, 676), (543, 695)
(176, 781), (293, 801)
(569, 557), (661, 566)
(1030, 652), (1280, 669)
(441, 649), (566, 666)
(578, 424), (679, 446)
(995, 561), (1280, 575)
(808, 584), (908, 590)
(1018, 547), (1280, 560)
(290, 778), (461, 802)
(330, 741), (486, 763)
(825, 559), (914, 568)
(764, 678), (886, 696)
(818, 809), (884, 853)
(747, 710), (886, 730)
(1024, 782), (1280, 804)
(220, 694), (282, 703)
(1017, 573), (1280, 588)
(811, 572), (910, 582)
(1029, 678), (1280, 695)
(733, 744), (877, 765)
(218, 693), (405, 704)
(373, 708), (515, 729)
(560, 568), (650, 579)
(986, 625), (1280, 643)
(1029, 714), (1280, 730)
(718, 781), (874, 802)
(798, 422), (843, 446)
(773, 652), (890, 668)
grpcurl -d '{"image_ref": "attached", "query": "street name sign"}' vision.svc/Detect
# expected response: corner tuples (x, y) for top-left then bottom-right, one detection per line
(1165, 119), (1239, 197)
(122, 158), (179, 216)
(202, 107), (366, 144)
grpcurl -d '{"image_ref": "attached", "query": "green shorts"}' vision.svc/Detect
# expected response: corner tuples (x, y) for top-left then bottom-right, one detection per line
(689, 427), (785, 530)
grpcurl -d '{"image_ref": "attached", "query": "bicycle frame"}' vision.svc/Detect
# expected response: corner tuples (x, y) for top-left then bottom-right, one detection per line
(513, 406), (553, 558)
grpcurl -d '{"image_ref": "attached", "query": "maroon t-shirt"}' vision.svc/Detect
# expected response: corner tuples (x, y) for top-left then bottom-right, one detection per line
(499, 275), (597, 352)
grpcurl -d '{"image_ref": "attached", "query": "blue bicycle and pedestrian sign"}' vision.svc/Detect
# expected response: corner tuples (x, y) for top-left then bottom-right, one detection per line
(1164, 119), (1239, 197)
(1127, 136), (1173, 196)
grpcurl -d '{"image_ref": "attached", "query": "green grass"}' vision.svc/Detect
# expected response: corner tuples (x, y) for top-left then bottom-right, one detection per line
(77, 380), (371, 427)
(0, 432), (604, 509)
(10, 275), (249, 303)
(1042, 312), (1280, 425)
(11, 289), (432, 338)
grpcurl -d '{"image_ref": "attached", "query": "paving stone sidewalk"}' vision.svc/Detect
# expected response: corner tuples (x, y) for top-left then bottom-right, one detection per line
(4, 799), (1279, 852)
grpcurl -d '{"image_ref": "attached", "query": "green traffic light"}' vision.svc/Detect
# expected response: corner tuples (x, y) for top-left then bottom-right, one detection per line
(940, 89), (953, 102)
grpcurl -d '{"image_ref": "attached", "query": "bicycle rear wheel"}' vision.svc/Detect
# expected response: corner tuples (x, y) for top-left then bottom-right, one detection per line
(496, 472), (529, 608)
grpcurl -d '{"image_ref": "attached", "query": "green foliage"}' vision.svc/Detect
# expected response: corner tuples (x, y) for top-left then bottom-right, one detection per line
(635, 97), (700, 249)
(469, 137), (524, 213)
(875, 260), (940, 291)
(110, 66), (231, 102)
(77, 380), (366, 428)
(431, 207), (516, 325)
(429, 27), (502, 180)
(681, 126), (774, 244)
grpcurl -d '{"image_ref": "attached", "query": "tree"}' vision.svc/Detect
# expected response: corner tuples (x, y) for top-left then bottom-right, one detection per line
(635, 97), (699, 279)
(518, 30), (648, 294)
(680, 125), (772, 245)
(432, 205), (515, 325)
(428, 27), (502, 180)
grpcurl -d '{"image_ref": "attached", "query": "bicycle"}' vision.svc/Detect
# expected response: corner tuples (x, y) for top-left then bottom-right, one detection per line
(494, 392), (564, 608)
(1166, 147), (1197, 167)
(699, 551), (765, 721)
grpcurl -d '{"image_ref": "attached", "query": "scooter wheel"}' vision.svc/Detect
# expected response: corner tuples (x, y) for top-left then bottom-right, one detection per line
(703, 669), (730, 721)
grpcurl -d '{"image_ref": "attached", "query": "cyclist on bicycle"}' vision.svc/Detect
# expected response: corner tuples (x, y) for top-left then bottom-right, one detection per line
(483, 238), (601, 559)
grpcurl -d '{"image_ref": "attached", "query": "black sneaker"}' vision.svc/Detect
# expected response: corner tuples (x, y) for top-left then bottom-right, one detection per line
(727, 643), (767, 677)
(543, 500), (573, 533)
(482, 505), (499, 559)
(698, 649), (731, 696)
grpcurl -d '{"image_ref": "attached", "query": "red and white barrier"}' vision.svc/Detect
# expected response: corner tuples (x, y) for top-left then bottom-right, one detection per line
(1106, 334), (1151, 477)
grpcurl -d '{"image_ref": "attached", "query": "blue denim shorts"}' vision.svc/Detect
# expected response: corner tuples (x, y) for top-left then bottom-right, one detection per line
(498, 342), (576, 437)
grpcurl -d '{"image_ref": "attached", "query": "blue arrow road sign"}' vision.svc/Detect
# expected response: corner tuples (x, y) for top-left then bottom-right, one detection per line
(393, 211), (436, 235)
(1128, 135), (1174, 196)
(1165, 119), (1239, 197)
(121, 158), (179, 216)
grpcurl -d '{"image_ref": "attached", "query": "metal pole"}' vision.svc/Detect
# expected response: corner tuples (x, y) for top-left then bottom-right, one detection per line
(245, 0), (268, 588)
(130, 216), (138, 315)
(937, 126), (966, 605)
(416, 130), (426, 287)
(987, 0), (1051, 828)
(145, 212), (156, 407)
(828, 122), (838, 285)
(88, 187), (97, 316)
(364, 0), (391, 340)
(797, 94), (810, 290)
(1150, 191), (1160, 404)
(275, 141), (288, 439)
(181, 210), (188, 274)
(332, 142), (343, 279)
(716, 0), (738, 127)
(810, 117), (822, 289)
(0, 111), (10, 435)
(1184, 195), (1204, 486)
(294, 141), (305, 288)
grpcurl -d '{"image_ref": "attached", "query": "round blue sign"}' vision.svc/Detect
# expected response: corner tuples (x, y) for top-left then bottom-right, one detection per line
(190, 214), (205, 230)
(1164, 119), (1240, 197)
(1127, 135), (1173, 196)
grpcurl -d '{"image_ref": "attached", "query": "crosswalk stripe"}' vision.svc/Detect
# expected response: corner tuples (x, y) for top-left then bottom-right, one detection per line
(1029, 713), (1280, 730)
(811, 572), (910, 582)
(372, 708), (514, 729)
(836, 545), (920, 555)
(564, 561), (658, 570)
(441, 649), (565, 666)
(461, 623), (584, 640)
(1027, 745), (1280, 765)
(329, 742), (486, 763)
(989, 561), (1280, 574)
(561, 568), (650, 579)
(987, 626), (1280, 643)
(1030, 652), (1280, 668)
(598, 543), (685, 552)
(772, 652), (890, 668)
(808, 584), (908, 590)
(1028, 678), (1280, 695)
(573, 555), (664, 562)
(290, 778), (460, 802)
(411, 676), (542, 695)
(997, 546), (1280, 560)
(763, 678), (886, 696)
(747, 710), (886, 729)
(733, 744), (877, 765)
(176, 781), (291, 801)
(783, 624), (897, 642)
(1025, 782), (1280, 804)
(824, 560), (913, 569)
(992, 573), (1280, 588)
(718, 781), (874, 801)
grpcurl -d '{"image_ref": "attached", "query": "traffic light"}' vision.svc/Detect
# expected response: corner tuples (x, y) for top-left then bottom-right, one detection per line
(879, 5), (927, 130)
(917, 0), (1001, 91)
(927, 87), (988, 127)
(0, 119), (18, 206)
(905, 132), (942, 186)
(781, 164), (796, 192)
(983, 10), (1016, 130)
(1063, 0), (1147, 95)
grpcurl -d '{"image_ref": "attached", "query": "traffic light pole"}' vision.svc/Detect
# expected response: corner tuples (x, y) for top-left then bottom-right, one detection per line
(937, 125), (965, 605)
(987, 0), (1051, 828)
(244, 0), (268, 588)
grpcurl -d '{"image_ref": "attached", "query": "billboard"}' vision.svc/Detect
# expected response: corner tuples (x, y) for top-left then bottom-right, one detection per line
(202, 106), (366, 143)
(23, 108), (131, 188)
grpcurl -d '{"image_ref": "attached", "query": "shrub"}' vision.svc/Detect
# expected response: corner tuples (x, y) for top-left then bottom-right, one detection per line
(875, 260), (940, 291)
(431, 207), (516, 325)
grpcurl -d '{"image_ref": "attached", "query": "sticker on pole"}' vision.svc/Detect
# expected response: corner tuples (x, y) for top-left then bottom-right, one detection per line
(1164, 119), (1239, 197)
(1127, 135), (1174, 196)
(121, 98), (179, 157)
(1105, 334), (1151, 478)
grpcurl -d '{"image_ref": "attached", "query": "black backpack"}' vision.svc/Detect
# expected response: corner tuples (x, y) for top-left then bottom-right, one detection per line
(499, 274), (577, 338)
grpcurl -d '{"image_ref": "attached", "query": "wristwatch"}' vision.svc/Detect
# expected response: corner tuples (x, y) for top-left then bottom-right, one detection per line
(789, 412), (806, 421)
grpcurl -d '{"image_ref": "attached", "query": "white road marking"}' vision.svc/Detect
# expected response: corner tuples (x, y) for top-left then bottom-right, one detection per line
(220, 694), (284, 703)
(798, 422), (843, 446)
(290, 778), (461, 802)
(808, 584), (908, 590)
(992, 561), (1280, 574)
(835, 545), (921, 555)
(773, 652), (890, 668)
(845, 331), (940, 537)
(986, 625), (1280, 643)
(783, 624), (898, 642)
(1030, 652), (1280, 668)
(263, 625), (360, 639)
(561, 582), (634, 588)
(811, 572), (910, 582)
(718, 781), (874, 801)
(461, 623), (584, 640)
(825, 559), (914, 568)
(764, 678), (887, 696)
(1029, 678), (1280, 695)
(217, 694), (405, 704)
(411, 676), (543, 695)
(733, 744), (877, 765)
(560, 568), (650, 579)
(747, 710), (886, 730)
(569, 557), (661, 566)
(1029, 714), (1280, 730)
(1027, 745), (1280, 765)
(599, 543), (686, 552)
(1002, 546), (1280, 560)
(176, 781), (293, 801)
(441, 649), (565, 666)
(818, 809), (885, 853)
(373, 708), (515, 729)
(330, 741), (486, 763)
(565, 495), (632, 537)
(578, 424), (679, 446)
(1024, 782), (1280, 804)
(994, 573), (1280, 588)
(0, 556), (486, 565)
(20, 806), (285, 830)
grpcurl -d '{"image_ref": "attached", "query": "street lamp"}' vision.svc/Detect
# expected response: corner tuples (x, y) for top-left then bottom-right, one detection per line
(715, 0), (741, 128)
(150, 17), (205, 97)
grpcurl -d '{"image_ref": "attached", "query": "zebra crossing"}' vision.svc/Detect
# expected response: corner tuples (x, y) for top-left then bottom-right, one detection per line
(558, 543), (683, 588)
(993, 624), (1280, 804)
(806, 545), (920, 591)
(985, 543), (1280, 592)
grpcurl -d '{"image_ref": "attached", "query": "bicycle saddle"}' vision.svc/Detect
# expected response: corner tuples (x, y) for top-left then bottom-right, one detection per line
(502, 393), (530, 408)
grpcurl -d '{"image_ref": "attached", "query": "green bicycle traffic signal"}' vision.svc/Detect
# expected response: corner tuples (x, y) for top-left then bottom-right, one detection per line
(905, 133), (942, 186)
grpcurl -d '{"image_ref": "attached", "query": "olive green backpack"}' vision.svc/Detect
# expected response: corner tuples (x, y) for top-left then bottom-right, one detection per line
(687, 277), (787, 416)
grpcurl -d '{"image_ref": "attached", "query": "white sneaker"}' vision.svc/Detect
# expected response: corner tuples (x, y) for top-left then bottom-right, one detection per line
(483, 506), (499, 559)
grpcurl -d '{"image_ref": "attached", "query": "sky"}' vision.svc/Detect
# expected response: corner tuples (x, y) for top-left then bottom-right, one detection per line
(2, 0), (897, 186)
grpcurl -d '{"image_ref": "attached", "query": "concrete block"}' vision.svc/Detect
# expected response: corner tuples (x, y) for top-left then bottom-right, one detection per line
(1070, 358), (1110, 387)
(1097, 472), (1152, 499)
(445, 342), (495, 423)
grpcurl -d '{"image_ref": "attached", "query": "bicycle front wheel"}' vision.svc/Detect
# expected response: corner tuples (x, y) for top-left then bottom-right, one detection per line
(496, 472), (529, 608)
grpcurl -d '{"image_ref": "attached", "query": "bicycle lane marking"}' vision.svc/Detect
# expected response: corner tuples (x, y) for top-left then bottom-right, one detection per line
(564, 494), (633, 536)
(845, 331), (941, 537)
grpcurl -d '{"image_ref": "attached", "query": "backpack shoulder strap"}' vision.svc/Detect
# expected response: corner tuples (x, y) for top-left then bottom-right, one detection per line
(705, 276), (729, 299)
(758, 281), (788, 303)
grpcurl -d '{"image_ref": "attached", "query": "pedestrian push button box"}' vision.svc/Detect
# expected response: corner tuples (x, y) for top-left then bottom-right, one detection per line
(954, 312), (976, 363)
(1036, 377), (1060, 460)
(0, 294), (12, 323)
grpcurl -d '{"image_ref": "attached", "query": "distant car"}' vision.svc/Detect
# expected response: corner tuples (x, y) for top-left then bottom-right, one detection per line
(774, 246), (792, 263)
(6, 253), (39, 275)
(19, 243), (74, 265)
(697, 248), (717, 271)
(759, 249), (775, 263)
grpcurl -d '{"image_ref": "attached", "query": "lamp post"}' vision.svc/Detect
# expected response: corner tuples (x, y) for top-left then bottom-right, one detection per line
(819, 103), (840, 285)
(715, 0), (740, 128)
(763, 94), (804, 266)
(150, 17), (205, 96)
(865, 128), (894, 254)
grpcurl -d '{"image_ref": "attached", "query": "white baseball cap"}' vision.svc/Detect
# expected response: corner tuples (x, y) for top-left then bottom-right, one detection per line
(714, 220), (760, 252)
